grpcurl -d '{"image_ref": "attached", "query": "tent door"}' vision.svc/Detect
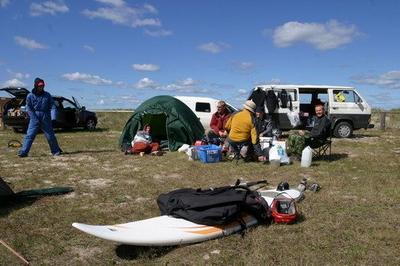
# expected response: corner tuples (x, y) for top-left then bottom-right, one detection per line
(141, 113), (168, 142)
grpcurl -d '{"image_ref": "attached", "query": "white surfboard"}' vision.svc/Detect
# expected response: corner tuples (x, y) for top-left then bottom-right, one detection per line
(72, 189), (302, 246)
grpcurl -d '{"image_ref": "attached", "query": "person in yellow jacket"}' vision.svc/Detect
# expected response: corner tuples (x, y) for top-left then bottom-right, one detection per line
(225, 100), (266, 162)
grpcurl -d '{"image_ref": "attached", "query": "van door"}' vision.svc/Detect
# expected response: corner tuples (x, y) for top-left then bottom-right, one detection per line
(329, 89), (371, 130)
(274, 88), (299, 129)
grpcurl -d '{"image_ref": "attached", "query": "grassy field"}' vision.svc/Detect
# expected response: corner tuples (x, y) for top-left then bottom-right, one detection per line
(1, 112), (399, 265)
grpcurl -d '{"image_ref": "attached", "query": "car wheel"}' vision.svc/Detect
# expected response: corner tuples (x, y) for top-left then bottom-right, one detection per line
(334, 121), (353, 138)
(85, 118), (96, 131)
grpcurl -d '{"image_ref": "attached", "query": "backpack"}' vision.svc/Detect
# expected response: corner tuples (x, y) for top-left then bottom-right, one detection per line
(266, 90), (279, 114)
(157, 182), (271, 226)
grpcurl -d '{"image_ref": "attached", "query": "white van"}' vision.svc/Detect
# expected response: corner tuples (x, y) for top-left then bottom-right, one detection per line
(174, 96), (237, 131)
(249, 85), (374, 138)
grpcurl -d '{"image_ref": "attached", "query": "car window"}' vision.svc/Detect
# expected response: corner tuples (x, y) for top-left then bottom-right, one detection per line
(299, 93), (312, 104)
(62, 99), (76, 109)
(195, 102), (211, 112)
(54, 99), (62, 109)
(317, 93), (329, 103)
(333, 90), (359, 103)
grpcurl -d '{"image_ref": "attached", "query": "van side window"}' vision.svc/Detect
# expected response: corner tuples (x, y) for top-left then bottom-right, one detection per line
(334, 90), (360, 103)
(195, 102), (211, 112)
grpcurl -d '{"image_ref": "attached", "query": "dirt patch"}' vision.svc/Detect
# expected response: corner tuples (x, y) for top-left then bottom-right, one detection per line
(69, 246), (102, 262)
(340, 136), (380, 143)
(153, 173), (182, 180)
(135, 197), (151, 203)
(79, 178), (113, 189)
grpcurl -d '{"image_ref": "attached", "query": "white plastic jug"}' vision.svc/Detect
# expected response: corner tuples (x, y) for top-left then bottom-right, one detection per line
(301, 146), (313, 167)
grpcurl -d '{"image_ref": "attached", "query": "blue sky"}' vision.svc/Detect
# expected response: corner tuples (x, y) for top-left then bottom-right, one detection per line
(1, 0), (400, 109)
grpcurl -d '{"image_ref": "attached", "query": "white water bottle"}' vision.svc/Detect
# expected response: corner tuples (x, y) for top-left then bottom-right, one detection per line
(301, 146), (312, 167)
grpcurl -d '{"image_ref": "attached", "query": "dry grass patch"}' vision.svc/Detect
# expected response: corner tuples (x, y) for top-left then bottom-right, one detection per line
(1, 113), (399, 265)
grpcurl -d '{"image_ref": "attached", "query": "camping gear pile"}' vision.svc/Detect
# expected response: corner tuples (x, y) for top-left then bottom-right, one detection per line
(73, 179), (320, 246)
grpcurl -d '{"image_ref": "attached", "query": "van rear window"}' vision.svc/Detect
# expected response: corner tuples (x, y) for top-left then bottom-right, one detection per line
(196, 102), (211, 112)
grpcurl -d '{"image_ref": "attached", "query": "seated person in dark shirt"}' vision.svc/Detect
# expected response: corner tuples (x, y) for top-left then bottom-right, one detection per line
(288, 103), (331, 156)
(254, 106), (279, 138)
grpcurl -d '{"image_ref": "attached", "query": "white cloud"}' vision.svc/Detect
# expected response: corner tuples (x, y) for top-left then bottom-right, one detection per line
(180, 78), (197, 86)
(83, 2), (161, 28)
(2, 78), (26, 87)
(237, 89), (248, 95)
(96, 94), (140, 107)
(83, 45), (95, 53)
(14, 36), (48, 50)
(132, 64), (160, 72)
(144, 4), (157, 14)
(237, 62), (254, 70)
(0, 0), (10, 8)
(254, 78), (282, 86)
(232, 61), (255, 72)
(133, 77), (207, 93)
(272, 20), (360, 50)
(119, 95), (140, 103)
(352, 70), (400, 89)
(95, 0), (125, 7)
(62, 72), (112, 85)
(30, 1), (69, 16)
(198, 42), (230, 54)
(144, 29), (172, 37)
(14, 72), (30, 79)
(135, 77), (158, 89)
(161, 78), (207, 93)
(6, 69), (31, 79)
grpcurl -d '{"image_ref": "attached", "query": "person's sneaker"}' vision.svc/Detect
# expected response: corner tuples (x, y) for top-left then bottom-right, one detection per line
(17, 153), (27, 158)
(53, 151), (62, 156)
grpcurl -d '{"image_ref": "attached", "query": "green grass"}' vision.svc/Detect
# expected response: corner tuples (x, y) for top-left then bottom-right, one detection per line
(1, 112), (400, 265)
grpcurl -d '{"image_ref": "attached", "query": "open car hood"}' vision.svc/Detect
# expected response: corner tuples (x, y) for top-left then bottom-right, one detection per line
(0, 87), (30, 97)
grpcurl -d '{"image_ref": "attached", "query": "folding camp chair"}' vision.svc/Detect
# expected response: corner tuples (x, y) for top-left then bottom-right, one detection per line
(312, 131), (332, 160)
(228, 141), (251, 164)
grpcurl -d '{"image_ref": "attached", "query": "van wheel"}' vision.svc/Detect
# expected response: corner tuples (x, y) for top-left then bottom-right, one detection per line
(334, 121), (353, 138)
(85, 118), (96, 131)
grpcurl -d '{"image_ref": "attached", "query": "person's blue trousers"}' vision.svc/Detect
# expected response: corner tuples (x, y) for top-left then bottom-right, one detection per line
(19, 111), (61, 156)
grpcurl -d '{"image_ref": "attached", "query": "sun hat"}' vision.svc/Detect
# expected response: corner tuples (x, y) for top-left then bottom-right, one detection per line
(243, 100), (256, 113)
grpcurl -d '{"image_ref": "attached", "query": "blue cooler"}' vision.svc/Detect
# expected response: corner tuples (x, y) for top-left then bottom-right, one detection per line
(196, 145), (222, 163)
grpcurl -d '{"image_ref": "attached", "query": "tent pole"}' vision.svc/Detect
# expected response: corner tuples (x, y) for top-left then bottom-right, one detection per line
(0, 239), (30, 265)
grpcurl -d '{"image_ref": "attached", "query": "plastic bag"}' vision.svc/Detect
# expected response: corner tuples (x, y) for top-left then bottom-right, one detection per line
(287, 110), (301, 128)
(269, 144), (290, 164)
(269, 145), (280, 161)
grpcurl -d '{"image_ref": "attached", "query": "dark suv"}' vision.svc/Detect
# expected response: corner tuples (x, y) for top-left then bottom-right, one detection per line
(1, 87), (97, 132)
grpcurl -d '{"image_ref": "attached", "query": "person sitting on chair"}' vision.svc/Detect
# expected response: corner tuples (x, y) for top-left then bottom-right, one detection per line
(207, 100), (231, 140)
(225, 100), (265, 162)
(288, 103), (331, 157)
(254, 106), (280, 138)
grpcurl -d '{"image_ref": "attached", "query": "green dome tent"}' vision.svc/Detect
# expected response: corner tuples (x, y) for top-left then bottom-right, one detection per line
(119, 95), (205, 151)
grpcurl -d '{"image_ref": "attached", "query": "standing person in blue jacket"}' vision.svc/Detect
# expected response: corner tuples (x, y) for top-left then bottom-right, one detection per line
(18, 78), (62, 157)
